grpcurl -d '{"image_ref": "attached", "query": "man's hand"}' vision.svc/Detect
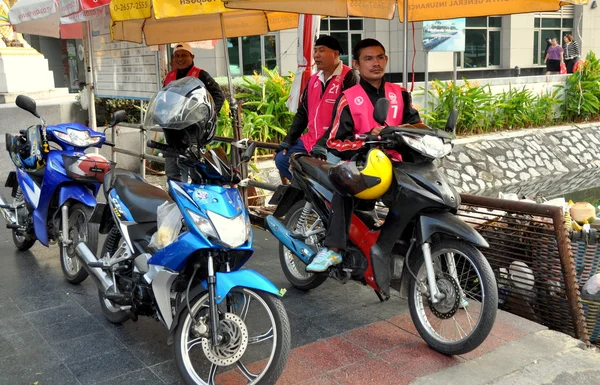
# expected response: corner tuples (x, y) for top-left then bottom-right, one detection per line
(310, 145), (327, 161)
(370, 126), (384, 136)
(276, 141), (290, 155)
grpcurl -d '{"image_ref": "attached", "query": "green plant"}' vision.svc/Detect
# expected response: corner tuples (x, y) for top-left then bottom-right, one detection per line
(555, 51), (600, 122)
(491, 86), (537, 130)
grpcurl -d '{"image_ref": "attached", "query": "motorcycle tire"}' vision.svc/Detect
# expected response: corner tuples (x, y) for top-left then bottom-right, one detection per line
(60, 202), (97, 284)
(11, 188), (35, 251)
(174, 288), (291, 385)
(279, 200), (327, 291)
(98, 227), (128, 324)
(408, 237), (498, 355)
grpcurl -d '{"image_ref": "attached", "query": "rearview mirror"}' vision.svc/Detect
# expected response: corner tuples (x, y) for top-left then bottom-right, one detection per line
(241, 142), (257, 163)
(373, 98), (389, 126)
(109, 110), (127, 127)
(445, 110), (458, 133)
(16, 95), (39, 118)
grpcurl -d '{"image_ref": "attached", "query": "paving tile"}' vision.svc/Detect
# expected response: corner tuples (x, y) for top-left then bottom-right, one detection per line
(13, 288), (72, 314)
(0, 299), (22, 321)
(36, 314), (105, 344)
(50, 330), (124, 365)
(68, 347), (144, 385)
(0, 313), (34, 337)
(458, 333), (508, 361)
(342, 321), (421, 354)
(490, 317), (531, 342)
(298, 305), (382, 336)
(0, 329), (56, 361)
(127, 337), (175, 366)
(105, 316), (168, 345)
(295, 375), (340, 385)
(293, 336), (368, 372)
(276, 352), (324, 385)
(328, 357), (414, 385)
(386, 313), (419, 336)
(378, 341), (464, 378)
(25, 301), (90, 327)
(149, 360), (182, 385)
(288, 315), (333, 349)
(0, 362), (80, 385)
(95, 368), (165, 385)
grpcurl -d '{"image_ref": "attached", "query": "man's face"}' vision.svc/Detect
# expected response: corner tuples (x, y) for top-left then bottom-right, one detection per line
(353, 46), (388, 83)
(313, 45), (338, 71)
(173, 49), (194, 69)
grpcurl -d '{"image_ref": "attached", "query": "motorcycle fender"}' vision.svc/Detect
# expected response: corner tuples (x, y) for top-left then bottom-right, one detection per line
(418, 211), (489, 248)
(89, 203), (114, 234)
(58, 184), (96, 208)
(167, 270), (282, 345)
(271, 185), (304, 218)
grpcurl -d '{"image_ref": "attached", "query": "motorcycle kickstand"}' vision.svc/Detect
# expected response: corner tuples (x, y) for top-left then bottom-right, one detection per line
(374, 290), (390, 302)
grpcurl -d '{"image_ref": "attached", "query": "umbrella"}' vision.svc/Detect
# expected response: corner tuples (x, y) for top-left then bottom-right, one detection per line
(286, 14), (320, 114)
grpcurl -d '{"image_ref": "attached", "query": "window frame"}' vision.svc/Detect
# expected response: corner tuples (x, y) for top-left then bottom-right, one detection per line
(532, 14), (574, 65)
(319, 16), (364, 66)
(228, 32), (280, 77)
(456, 16), (502, 70)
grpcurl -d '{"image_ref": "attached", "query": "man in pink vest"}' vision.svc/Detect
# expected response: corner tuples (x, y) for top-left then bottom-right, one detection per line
(162, 43), (225, 182)
(275, 35), (357, 181)
(307, 38), (421, 272)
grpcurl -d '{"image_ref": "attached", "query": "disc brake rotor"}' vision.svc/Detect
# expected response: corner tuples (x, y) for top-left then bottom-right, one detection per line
(429, 273), (461, 319)
(202, 313), (249, 366)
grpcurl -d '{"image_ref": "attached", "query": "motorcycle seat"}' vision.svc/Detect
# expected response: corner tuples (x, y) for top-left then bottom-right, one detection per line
(292, 155), (336, 191)
(103, 168), (145, 198)
(113, 174), (172, 223)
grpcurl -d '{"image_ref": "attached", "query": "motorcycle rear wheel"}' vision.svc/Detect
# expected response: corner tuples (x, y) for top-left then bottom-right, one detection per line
(98, 227), (129, 324)
(12, 188), (35, 251)
(408, 237), (498, 355)
(174, 288), (291, 385)
(60, 202), (97, 284)
(279, 200), (328, 291)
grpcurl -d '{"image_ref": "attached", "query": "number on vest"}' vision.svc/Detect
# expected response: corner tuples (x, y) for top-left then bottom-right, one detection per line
(391, 105), (398, 119)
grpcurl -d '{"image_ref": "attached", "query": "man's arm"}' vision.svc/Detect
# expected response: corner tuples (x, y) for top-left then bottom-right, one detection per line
(342, 69), (358, 90)
(322, 95), (364, 160)
(199, 70), (225, 114)
(283, 85), (309, 146)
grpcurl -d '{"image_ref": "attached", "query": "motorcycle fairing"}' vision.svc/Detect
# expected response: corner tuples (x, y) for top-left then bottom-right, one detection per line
(47, 123), (105, 151)
(16, 168), (40, 209)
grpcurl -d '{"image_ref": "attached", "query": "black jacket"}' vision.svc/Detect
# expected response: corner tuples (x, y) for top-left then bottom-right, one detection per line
(283, 67), (358, 145)
(316, 77), (421, 160)
(176, 64), (225, 114)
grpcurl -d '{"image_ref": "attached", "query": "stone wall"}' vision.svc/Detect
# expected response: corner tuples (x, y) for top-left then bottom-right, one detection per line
(440, 123), (600, 197)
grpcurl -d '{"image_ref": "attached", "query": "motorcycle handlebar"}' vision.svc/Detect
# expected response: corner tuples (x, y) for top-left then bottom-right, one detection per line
(147, 140), (182, 158)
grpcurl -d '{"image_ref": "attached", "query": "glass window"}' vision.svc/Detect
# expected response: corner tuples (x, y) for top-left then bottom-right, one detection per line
(349, 19), (363, 30)
(264, 35), (277, 71)
(464, 29), (487, 68)
(466, 17), (487, 27)
(533, 31), (539, 64)
(542, 18), (561, 28)
(459, 17), (501, 68)
(535, 18), (541, 28)
(489, 17), (502, 28)
(241, 36), (262, 75)
(320, 17), (364, 65)
(489, 31), (501, 66)
(351, 33), (362, 61)
(229, 34), (279, 77)
(227, 38), (241, 77)
(320, 18), (329, 30)
(562, 18), (573, 28)
(330, 18), (348, 30)
(330, 32), (350, 65)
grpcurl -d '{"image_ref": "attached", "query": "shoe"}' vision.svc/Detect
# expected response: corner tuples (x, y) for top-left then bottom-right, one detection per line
(306, 248), (343, 272)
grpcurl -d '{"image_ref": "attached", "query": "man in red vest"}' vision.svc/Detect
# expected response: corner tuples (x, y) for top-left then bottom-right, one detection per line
(307, 38), (421, 272)
(162, 43), (225, 182)
(275, 35), (357, 181)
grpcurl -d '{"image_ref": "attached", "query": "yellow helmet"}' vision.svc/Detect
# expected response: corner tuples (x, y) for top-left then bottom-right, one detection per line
(328, 149), (393, 200)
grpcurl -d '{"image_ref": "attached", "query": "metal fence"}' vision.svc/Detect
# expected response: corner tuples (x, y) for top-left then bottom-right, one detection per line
(107, 124), (590, 345)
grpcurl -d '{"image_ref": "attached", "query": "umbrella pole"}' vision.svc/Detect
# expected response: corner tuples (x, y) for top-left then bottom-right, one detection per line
(220, 13), (247, 202)
(85, 21), (97, 132)
(402, 0), (408, 89)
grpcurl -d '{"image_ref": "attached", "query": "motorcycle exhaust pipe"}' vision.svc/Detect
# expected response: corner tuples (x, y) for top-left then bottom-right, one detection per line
(265, 216), (314, 264)
(0, 193), (17, 226)
(75, 242), (114, 292)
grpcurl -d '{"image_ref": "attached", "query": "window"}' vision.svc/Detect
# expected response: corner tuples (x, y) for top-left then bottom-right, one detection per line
(227, 33), (279, 76)
(457, 17), (502, 69)
(532, 8), (574, 65)
(319, 17), (363, 65)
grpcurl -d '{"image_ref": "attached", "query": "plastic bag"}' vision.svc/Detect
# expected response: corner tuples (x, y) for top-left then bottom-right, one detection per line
(149, 201), (183, 249)
(560, 62), (567, 75)
(582, 274), (600, 300)
(80, 86), (89, 110)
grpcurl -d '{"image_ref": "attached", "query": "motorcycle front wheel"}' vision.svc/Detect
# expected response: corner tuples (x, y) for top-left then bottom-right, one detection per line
(60, 202), (98, 284)
(408, 237), (498, 355)
(174, 288), (291, 385)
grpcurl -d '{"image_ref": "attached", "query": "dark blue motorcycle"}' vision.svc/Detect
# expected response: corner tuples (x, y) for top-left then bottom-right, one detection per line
(0, 95), (122, 283)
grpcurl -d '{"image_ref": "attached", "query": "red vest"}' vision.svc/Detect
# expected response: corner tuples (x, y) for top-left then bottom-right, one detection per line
(163, 66), (201, 86)
(300, 65), (352, 152)
(344, 82), (405, 135)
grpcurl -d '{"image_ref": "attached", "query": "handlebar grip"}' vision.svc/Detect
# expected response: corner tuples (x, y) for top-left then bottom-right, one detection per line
(104, 141), (115, 147)
(355, 134), (381, 141)
(147, 139), (171, 152)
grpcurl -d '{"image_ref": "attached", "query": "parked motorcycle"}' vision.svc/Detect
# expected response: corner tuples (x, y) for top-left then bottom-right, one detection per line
(76, 132), (290, 383)
(267, 99), (498, 355)
(0, 95), (121, 283)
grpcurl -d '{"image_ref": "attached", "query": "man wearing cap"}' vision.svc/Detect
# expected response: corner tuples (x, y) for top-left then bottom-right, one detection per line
(274, 35), (357, 182)
(162, 42), (225, 182)
(306, 38), (421, 273)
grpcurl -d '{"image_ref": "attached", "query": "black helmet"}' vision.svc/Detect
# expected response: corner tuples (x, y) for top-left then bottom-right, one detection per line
(143, 77), (216, 147)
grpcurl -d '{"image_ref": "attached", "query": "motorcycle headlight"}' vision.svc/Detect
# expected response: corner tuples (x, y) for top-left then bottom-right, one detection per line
(402, 134), (453, 159)
(54, 129), (101, 147)
(186, 209), (250, 249)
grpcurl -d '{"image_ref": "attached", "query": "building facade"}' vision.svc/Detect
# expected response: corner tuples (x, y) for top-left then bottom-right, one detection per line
(196, 3), (600, 83)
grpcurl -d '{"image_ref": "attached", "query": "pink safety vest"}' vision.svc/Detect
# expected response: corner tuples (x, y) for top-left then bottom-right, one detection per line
(300, 65), (352, 152)
(344, 82), (405, 135)
(163, 66), (201, 86)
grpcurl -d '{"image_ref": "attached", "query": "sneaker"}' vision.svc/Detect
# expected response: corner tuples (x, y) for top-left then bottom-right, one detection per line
(306, 248), (343, 272)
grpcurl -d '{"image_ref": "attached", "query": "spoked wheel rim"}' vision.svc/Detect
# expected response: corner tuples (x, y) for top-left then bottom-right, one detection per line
(283, 208), (323, 281)
(180, 289), (278, 385)
(12, 191), (28, 243)
(63, 208), (86, 276)
(413, 249), (486, 345)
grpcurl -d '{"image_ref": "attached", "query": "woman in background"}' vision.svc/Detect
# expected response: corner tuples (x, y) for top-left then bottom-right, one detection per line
(563, 34), (580, 74)
(544, 38), (564, 75)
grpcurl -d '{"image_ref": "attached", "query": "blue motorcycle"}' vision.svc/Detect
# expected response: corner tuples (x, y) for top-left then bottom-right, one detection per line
(0, 95), (122, 284)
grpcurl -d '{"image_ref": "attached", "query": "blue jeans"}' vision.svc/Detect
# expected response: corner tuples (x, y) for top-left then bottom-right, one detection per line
(275, 140), (307, 181)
